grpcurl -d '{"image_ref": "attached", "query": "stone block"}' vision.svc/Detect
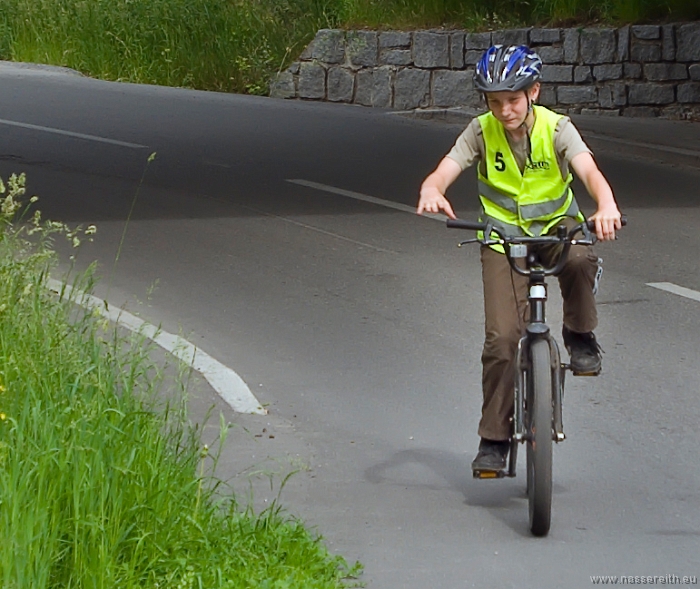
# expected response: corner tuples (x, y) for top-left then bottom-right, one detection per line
(632, 25), (660, 40)
(465, 32), (492, 49)
(661, 104), (700, 118)
(465, 50), (484, 66)
(327, 67), (354, 102)
(450, 32), (465, 69)
(354, 69), (373, 106)
(598, 82), (627, 108)
(432, 70), (475, 107)
(462, 67), (483, 108)
(574, 65), (593, 83)
(530, 28), (561, 44)
(622, 106), (659, 117)
(557, 86), (597, 104)
(308, 29), (345, 64)
(564, 29), (580, 63)
(580, 28), (616, 64)
(394, 68), (431, 109)
(380, 49), (412, 66)
(644, 63), (688, 81)
(538, 86), (557, 106)
(628, 83), (674, 105)
(631, 42), (661, 62)
(347, 31), (378, 67)
(677, 23), (700, 61)
(298, 62), (325, 99)
(269, 71), (295, 99)
(611, 82), (627, 106)
(413, 32), (449, 68)
(593, 64), (623, 81)
(288, 62), (301, 75)
(538, 46), (564, 64)
(541, 65), (573, 83)
(580, 108), (620, 116)
(690, 64), (700, 81)
(379, 31), (411, 48)
(492, 28), (531, 47)
(677, 82), (700, 103)
(617, 26), (630, 61)
(624, 63), (642, 79)
(662, 25), (675, 61)
(373, 67), (393, 108)
(355, 68), (393, 107)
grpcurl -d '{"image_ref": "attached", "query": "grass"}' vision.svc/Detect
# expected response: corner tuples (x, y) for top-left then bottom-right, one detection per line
(0, 0), (697, 96)
(0, 0), (336, 94)
(333, 0), (700, 27)
(0, 173), (362, 588)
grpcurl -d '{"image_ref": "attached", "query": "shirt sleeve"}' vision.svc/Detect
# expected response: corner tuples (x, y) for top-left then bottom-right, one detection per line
(445, 118), (483, 170)
(554, 117), (592, 164)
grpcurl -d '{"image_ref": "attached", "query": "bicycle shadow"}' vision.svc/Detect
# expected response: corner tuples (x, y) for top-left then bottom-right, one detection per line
(365, 447), (566, 537)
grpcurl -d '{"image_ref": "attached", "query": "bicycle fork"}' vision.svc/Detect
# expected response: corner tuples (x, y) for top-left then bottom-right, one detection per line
(507, 283), (567, 478)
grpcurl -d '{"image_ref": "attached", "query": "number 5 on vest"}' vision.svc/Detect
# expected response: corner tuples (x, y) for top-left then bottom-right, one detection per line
(495, 152), (506, 172)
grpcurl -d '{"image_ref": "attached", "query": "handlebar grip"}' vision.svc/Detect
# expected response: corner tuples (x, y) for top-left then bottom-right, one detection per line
(585, 214), (627, 232)
(446, 219), (487, 231)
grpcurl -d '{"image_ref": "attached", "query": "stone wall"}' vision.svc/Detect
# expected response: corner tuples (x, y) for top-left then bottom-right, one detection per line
(269, 23), (700, 118)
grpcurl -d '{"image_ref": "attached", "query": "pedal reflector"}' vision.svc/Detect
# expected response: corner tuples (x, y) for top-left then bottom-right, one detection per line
(473, 470), (502, 479)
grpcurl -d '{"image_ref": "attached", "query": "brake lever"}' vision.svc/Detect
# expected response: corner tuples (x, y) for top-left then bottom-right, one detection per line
(569, 220), (597, 247)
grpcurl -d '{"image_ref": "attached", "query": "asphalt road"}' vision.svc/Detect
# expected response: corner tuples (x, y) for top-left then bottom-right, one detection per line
(1, 62), (699, 588)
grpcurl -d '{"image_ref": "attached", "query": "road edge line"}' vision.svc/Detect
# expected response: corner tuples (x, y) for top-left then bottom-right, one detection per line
(47, 279), (267, 415)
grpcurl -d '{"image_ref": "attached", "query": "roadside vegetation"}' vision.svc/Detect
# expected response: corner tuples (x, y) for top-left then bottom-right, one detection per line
(0, 173), (361, 587)
(0, 0), (697, 95)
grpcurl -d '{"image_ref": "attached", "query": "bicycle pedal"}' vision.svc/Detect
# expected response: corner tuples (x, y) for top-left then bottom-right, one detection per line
(472, 469), (506, 479)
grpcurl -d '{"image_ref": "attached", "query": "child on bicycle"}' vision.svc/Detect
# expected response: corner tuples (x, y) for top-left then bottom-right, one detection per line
(416, 45), (622, 473)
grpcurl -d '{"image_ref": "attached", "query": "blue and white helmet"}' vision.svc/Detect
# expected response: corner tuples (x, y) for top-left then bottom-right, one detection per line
(474, 45), (542, 93)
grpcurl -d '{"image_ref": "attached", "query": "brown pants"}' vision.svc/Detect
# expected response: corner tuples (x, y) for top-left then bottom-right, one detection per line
(478, 229), (599, 441)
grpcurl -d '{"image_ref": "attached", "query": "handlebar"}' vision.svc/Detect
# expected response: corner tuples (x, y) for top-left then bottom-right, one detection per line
(445, 215), (627, 236)
(446, 215), (627, 277)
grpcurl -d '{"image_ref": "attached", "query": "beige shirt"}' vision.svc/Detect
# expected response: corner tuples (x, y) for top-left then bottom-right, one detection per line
(446, 114), (592, 181)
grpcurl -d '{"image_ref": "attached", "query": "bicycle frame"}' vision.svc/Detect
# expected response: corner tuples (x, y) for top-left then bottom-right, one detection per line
(447, 218), (608, 479)
(446, 215), (625, 534)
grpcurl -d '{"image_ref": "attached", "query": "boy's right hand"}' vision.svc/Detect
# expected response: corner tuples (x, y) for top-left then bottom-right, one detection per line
(417, 187), (457, 219)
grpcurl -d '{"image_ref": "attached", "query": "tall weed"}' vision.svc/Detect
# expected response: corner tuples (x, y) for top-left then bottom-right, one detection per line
(0, 174), (361, 588)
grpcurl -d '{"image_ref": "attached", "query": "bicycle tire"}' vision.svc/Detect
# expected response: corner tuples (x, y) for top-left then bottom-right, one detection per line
(526, 339), (553, 537)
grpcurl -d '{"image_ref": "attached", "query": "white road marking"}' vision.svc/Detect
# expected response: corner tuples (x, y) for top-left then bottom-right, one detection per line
(47, 279), (266, 415)
(0, 118), (147, 149)
(584, 133), (700, 158)
(288, 179), (448, 222)
(255, 208), (398, 253)
(647, 282), (700, 303)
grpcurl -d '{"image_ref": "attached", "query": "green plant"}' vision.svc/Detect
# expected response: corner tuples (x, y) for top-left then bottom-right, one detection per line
(0, 174), (362, 587)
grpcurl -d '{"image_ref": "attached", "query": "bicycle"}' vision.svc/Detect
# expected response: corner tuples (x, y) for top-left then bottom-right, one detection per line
(446, 216), (626, 537)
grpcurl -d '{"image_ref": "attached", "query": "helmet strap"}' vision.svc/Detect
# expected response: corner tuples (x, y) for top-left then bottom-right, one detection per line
(521, 92), (535, 167)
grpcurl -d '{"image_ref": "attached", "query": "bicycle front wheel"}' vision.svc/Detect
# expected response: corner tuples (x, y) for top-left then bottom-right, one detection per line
(526, 339), (553, 537)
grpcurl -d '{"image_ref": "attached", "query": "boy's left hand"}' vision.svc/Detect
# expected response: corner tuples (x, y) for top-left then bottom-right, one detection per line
(589, 206), (622, 241)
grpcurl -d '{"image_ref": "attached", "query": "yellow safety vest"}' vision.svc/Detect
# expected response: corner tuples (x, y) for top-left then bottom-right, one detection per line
(477, 105), (584, 250)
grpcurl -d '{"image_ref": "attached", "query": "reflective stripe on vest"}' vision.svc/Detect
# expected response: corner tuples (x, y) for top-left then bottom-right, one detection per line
(478, 196), (582, 253)
(477, 105), (584, 237)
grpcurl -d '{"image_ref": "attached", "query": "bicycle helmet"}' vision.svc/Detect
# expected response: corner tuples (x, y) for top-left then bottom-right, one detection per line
(474, 45), (542, 93)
